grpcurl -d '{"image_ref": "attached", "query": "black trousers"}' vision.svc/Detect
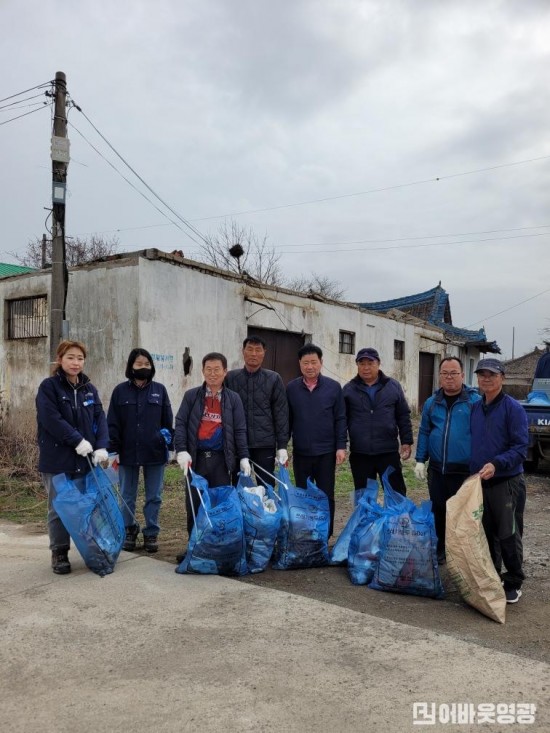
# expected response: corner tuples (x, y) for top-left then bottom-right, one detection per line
(293, 452), (336, 537)
(427, 468), (467, 554)
(493, 473), (526, 575)
(185, 451), (235, 535)
(249, 446), (276, 489)
(482, 475), (525, 591)
(349, 451), (407, 496)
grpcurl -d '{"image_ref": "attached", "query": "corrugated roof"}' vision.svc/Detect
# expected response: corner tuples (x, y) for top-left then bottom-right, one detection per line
(357, 283), (500, 353)
(0, 263), (35, 278)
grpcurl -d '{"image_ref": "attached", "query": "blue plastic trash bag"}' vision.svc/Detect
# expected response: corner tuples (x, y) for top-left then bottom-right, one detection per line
(272, 466), (330, 570)
(366, 468), (444, 598)
(368, 500), (444, 598)
(347, 501), (386, 585)
(330, 479), (379, 566)
(176, 471), (248, 576)
(52, 466), (125, 577)
(237, 473), (282, 573)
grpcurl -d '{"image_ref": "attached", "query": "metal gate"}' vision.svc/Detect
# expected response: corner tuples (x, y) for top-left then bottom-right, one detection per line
(247, 327), (304, 385)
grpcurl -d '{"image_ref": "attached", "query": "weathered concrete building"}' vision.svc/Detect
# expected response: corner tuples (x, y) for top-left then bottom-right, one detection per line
(0, 250), (499, 428)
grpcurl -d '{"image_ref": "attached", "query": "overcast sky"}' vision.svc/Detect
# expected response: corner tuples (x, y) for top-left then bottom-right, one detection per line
(2, 0), (549, 359)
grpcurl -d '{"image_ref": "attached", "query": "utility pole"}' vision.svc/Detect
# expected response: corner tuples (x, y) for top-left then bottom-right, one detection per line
(49, 71), (69, 363)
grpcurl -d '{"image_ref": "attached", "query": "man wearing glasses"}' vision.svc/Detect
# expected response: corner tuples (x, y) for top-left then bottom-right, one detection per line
(175, 352), (251, 536)
(415, 356), (480, 564)
(470, 358), (528, 604)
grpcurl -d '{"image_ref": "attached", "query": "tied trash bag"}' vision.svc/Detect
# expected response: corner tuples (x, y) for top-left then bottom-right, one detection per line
(237, 474), (282, 573)
(446, 474), (506, 623)
(176, 471), (247, 577)
(330, 480), (379, 566)
(52, 466), (125, 577)
(368, 469), (444, 599)
(272, 466), (330, 570)
(347, 502), (386, 585)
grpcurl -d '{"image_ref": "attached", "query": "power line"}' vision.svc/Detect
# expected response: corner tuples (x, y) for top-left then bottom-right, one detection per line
(0, 91), (49, 111)
(466, 288), (550, 328)
(71, 102), (210, 248)
(0, 81), (52, 105)
(190, 154), (550, 221)
(0, 105), (51, 127)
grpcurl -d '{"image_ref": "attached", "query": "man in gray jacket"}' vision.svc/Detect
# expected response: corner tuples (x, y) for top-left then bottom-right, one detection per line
(225, 336), (289, 486)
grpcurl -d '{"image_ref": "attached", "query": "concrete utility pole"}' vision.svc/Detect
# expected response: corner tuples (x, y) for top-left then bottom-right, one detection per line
(49, 71), (69, 363)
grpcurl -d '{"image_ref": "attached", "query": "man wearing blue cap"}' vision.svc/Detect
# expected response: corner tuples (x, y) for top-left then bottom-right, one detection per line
(470, 358), (528, 604)
(343, 347), (413, 495)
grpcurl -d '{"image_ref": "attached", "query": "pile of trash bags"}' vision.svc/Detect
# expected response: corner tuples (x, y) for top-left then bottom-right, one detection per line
(331, 469), (444, 599)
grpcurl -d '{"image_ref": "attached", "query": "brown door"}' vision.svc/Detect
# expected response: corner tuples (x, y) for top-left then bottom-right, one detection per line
(247, 327), (304, 385)
(418, 352), (435, 410)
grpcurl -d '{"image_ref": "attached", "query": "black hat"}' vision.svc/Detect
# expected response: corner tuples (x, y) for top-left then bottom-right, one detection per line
(475, 358), (505, 375)
(356, 347), (380, 362)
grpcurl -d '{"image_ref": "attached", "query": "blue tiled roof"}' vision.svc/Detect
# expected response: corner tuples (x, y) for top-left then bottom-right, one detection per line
(357, 284), (500, 353)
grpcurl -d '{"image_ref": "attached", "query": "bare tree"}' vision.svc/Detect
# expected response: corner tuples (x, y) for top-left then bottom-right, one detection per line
(286, 272), (346, 300)
(200, 220), (283, 285)
(10, 234), (119, 269)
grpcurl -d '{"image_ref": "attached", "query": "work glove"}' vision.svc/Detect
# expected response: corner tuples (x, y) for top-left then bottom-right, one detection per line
(240, 458), (251, 477)
(75, 439), (93, 456)
(92, 448), (109, 466)
(177, 451), (192, 475)
(414, 462), (426, 481)
(276, 449), (289, 466)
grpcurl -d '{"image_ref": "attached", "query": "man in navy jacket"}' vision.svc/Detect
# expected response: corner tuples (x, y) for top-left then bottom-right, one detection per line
(470, 358), (528, 604)
(286, 344), (347, 536)
(343, 347), (413, 495)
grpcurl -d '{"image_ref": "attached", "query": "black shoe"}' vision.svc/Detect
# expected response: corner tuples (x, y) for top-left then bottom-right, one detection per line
(51, 551), (71, 575)
(123, 524), (140, 552)
(143, 535), (158, 553)
(505, 588), (522, 604)
(437, 551), (446, 565)
(175, 551), (185, 564)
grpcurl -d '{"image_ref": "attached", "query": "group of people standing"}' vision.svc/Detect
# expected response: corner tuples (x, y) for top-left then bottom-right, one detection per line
(36, 339), (528, 605)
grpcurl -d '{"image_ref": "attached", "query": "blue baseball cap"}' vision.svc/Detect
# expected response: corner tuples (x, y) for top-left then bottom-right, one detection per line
(475, 358), (505, 374)
(356, 347), (380, 362)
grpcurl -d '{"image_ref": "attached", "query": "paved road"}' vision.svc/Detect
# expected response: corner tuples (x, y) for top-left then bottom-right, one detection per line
(1, 523), (548, 733)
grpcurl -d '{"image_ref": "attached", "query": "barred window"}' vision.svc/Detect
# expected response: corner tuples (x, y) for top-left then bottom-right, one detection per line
(394, 339), (404, 360)
(339, 330), (355, 354)
(6, 295), (48, 339)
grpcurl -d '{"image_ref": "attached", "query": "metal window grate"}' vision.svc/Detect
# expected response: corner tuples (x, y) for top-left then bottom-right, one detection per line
(7, 295), (48, 339)
(339, 330), (355, 354)
(394, 339), (405, 360)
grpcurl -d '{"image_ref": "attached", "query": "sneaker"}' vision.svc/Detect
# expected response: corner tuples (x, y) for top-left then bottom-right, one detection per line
(51, 551), (71, 575)
(143, 535), (158, 553)
(123, 524), (140, 552)
(505, 588), (522, 604)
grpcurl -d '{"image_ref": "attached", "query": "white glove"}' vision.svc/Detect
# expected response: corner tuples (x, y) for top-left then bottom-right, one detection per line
(276, 449), (289, 466)
(177, 451), (192, 475)
(240, 458), (251, 477)
(75, 439), (93, 456)
(414, 462), (426, 481)
(92, 448), (109, 466)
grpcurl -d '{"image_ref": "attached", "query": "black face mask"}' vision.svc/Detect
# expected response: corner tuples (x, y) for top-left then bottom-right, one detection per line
(132, 368), (152, 380)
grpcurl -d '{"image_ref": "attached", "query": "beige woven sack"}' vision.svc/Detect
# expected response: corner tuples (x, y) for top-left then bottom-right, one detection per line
(446, 474), (506, 624)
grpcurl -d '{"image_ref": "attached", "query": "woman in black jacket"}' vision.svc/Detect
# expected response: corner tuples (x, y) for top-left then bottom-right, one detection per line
(107, 348), (173, 553)
(36, 340), (109, 575)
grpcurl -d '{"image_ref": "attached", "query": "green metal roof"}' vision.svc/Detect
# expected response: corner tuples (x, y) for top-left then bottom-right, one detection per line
(0, 263), (35, 278)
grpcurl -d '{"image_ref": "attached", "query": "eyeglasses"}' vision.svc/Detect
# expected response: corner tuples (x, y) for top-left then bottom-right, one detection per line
(440, 371), (462, 378)
(203, 367), (225, 375)
(477, 371), (500, 379)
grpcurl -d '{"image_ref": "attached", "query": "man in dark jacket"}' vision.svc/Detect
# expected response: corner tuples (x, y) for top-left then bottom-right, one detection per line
(286, 344), (347, 536)
(414, 356), (480, 563)
(225, 336), (289, 486)
(174, 352), (251, 536)
(343, 347), (413, 495)
(470, 358), (528, 604)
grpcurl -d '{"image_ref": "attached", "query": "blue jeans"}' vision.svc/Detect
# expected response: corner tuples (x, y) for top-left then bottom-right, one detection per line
(119, 463), (165, 536)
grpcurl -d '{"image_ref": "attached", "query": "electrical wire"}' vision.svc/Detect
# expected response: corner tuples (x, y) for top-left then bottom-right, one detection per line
(0, 105), (50, 127)
(0, 91), (49, 111)
(0, 101), (48, 114)
(466, 288), (550, 328)
(0, 81), (53, 105)
(190, 154), (550, 221)
(71, 103), (211, 248)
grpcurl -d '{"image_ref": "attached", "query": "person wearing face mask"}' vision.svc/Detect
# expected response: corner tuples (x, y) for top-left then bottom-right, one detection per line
(36, 340), (109, 575)
(107, 348), (173, 554)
